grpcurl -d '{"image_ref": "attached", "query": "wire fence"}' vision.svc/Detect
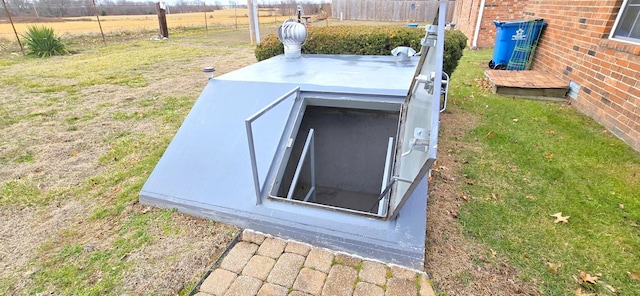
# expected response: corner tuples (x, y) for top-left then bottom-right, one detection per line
(0, 1), (331, 41)
(1, 0), (456, 48)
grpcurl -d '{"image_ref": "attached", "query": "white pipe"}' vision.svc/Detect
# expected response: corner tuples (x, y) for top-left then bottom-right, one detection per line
(472, 0), (486, 49)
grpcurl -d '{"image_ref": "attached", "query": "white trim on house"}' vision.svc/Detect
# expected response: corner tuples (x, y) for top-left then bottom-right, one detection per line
(609, 0), (640, 45)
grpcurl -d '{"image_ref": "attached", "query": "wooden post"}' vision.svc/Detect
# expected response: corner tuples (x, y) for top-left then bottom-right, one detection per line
(1, 0), (24, 55)
(156, 2), (169, 38)
(203, 1), (208, 33)
(92, 0), (106, 45)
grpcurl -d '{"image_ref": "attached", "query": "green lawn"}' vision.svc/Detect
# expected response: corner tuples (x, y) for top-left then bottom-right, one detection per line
(2, 25), (638, 295)
(0, 27), (248, 295)
(450, 49), (640, 295)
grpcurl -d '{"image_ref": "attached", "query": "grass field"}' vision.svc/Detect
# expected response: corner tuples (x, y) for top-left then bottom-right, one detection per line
(0, 9), (296, 40)
(0, 27), (255, 295)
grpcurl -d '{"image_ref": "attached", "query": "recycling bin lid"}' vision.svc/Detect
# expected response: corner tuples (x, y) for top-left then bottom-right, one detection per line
(494, 18), (544, 25)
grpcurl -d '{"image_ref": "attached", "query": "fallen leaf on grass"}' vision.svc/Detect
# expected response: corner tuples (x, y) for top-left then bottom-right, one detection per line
(603, 283), (616, 293)
(491, 192), (499, 200)
(525, 195), (535, 200)
(466, 179), (475, 185)
(512, 118), (519, 122)
(490, 249), (496, 257)
(572, 274), (580, 283)
(544, 153), (554, 159)
(547, 262), (560, 275)
(459, 193), (469, 202)
(485, 131), (495, 138)
(574, 288), (593, 296)
(619, 204), (624, 209)
(551, 212), (570, 224)
(449, 210), (458, 219)
(629, 271), (640, 280)
(106, 185), (122, 199)
(580, 271), (598, 284)
(546, 129), (555, 134)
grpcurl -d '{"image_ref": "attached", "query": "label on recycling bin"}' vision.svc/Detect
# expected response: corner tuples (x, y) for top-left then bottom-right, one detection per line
(512, 28), (527, 41)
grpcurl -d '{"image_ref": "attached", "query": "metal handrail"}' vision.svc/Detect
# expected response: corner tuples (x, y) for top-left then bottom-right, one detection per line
(287, 128), (316, 202)
(377, 137), (394, 215)
(245, 87), (300, 204)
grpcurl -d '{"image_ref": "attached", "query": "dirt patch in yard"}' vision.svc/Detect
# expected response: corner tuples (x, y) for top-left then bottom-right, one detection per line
(425, 108), (540, 295)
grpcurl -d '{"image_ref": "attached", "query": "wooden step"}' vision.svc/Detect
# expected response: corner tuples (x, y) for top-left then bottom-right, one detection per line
(484, 69), (569, 101)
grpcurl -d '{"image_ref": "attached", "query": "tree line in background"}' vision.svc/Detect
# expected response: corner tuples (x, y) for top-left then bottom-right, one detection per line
(0, 0), (330, 18)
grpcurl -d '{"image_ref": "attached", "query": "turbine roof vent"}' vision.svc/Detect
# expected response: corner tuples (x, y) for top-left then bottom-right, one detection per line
(278, 20), (307, 59)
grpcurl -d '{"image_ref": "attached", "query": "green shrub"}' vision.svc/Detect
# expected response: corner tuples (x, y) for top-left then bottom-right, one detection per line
(443, 29), (467, 77)
(255, 34), (285, 62)
(255, 26), (468, 76)
(21, 26), (68, 58)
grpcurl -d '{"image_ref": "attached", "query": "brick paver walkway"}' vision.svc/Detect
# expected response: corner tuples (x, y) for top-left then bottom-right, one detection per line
(195, 230), (436, 296)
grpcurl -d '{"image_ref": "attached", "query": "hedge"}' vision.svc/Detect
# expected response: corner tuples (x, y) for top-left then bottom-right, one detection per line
(255, 25), (468, 76)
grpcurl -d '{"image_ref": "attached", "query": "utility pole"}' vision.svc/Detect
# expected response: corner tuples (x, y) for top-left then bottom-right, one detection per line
(246, 0), (260, 44)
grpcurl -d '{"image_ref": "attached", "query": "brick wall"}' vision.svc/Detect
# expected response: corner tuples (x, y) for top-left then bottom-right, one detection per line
(452, 0), (526, 48)
(451, 0), (479, 47)
(525, 0), (640, 151)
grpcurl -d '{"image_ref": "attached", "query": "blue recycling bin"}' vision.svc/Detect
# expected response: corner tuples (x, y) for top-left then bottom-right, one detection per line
(489, 19), (546, 70)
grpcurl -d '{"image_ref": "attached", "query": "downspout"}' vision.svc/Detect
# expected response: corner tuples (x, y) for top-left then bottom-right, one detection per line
(472, 0), (486, 49)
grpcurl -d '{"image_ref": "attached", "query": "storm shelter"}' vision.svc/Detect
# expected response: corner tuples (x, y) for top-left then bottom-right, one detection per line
(140, 3), (447, 269)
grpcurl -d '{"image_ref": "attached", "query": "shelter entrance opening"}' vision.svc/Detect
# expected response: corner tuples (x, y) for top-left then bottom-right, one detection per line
(269, 97), (401, 217)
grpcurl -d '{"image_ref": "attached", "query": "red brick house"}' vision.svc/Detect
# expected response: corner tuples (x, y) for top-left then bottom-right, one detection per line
(452, 0), (640, 152)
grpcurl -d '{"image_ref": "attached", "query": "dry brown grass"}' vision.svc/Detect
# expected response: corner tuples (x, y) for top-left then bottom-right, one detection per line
(0, 9), (412, 42)
(0, 28), (255, 295)
(0, 9), (295, 40)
